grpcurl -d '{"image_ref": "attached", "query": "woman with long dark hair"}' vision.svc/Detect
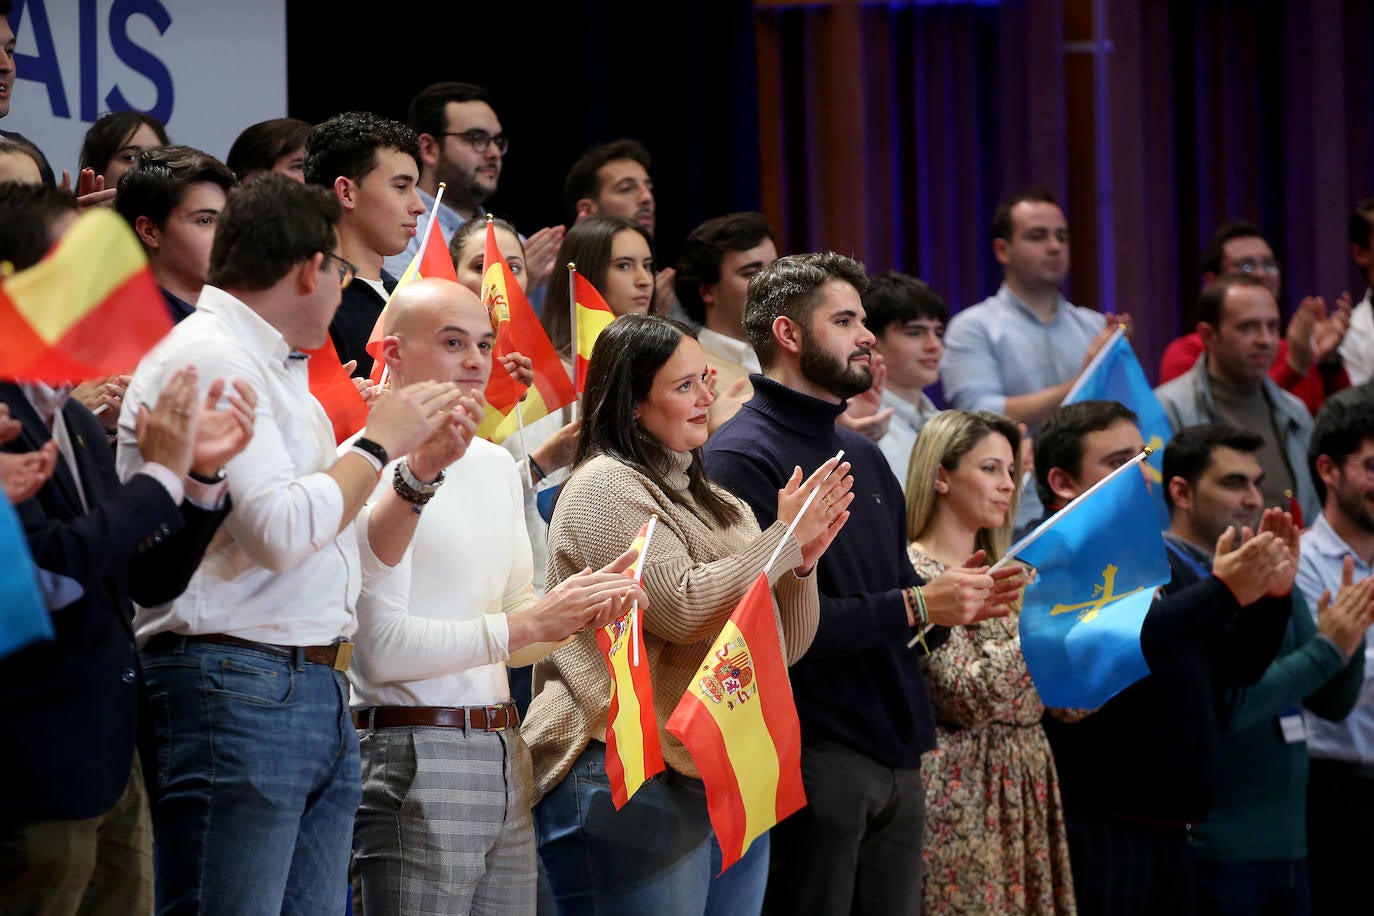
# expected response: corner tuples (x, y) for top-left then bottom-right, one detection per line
(524, 313), (853, 914)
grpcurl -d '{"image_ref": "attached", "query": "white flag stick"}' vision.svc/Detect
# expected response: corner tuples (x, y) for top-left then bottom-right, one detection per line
(905, 445), (1153, 649)
(762, 450), (844, 577)
(630, 515), (658, 667)
(567, 263), (579, 423)
(515, 401), (532, 489)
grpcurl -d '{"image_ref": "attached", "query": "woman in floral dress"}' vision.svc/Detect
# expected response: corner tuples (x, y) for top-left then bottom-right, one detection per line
(905, 410), (1075, 915)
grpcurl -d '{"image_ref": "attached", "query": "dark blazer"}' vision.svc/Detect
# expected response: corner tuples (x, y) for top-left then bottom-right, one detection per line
(0, 384), (227, 820)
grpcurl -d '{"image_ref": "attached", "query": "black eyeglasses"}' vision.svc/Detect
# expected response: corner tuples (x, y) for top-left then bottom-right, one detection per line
(439, 129), (509, 155)
(1231, 257), (1281, 277)
(322, 251), (357, 289)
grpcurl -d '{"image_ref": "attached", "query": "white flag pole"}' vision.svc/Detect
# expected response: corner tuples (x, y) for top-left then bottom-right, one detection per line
(630, 515), (659, 667)
(762, 450), (845, 577)
(905, 445), (1153, 649)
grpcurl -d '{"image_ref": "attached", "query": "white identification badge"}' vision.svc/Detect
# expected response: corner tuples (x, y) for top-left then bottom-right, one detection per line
(1278, 709), (1307, 744)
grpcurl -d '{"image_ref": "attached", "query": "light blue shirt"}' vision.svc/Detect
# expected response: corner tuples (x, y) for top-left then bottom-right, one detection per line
(1298, 513), (1374, 763)
(942, 283), (1105, 526)
(941, 283), (1105, 426)
(877, 389), (938, 492)
(382, 188), (472, 279)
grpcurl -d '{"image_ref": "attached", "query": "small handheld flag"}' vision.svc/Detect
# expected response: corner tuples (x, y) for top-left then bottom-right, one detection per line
(570, 265), (614, 393)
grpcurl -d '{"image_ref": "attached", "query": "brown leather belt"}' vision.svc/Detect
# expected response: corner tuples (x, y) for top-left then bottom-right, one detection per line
(353, 704), (520, 732)
(148, 632), (354, 672)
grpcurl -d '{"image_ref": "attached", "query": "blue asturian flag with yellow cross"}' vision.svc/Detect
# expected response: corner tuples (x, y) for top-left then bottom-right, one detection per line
(1013, 461), (1170, 709)
(1063, 327), (1173, 527)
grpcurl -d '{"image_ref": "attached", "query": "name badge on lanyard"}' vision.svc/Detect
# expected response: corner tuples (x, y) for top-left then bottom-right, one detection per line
(1278, 705), (1307, 744)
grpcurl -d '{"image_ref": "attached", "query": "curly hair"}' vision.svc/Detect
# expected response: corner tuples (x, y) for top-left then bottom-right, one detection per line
(303, 111), (420, 187)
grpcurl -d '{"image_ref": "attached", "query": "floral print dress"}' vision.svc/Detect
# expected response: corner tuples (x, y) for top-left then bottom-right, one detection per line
(911, 548), (1076, 915)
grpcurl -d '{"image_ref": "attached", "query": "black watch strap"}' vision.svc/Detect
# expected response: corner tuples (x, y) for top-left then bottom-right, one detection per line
(353, 437), (389, 467)
(188, 468), (226, 484)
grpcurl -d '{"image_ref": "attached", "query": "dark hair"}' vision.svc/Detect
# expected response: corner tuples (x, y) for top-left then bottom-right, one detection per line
(207, 174), (340, 292)
(1196, 272), (1271, 329)
(1033, 400), (1139, 508)
(562, 139), (651, 224)
(1199, 220), (1265, 276)
(1350, 199), (1374, 250)
(541, 215), (655, 356)
(0, 1), (12, 15)
(862, 271), (949, 338)
(574, 313), (740, 527)
(743, 251), (869, 369)
(448, 215), (522, 268)
(407, 82), (494, 138)
(302, 111), (420, 188)
(78, 111), (168, 175)
(1309, 397), (1374, 504)
(0, 182), (79, 269)
(991, 189), (1057, 242)
(674, 212), (774, 324)
(0, 134), (52, 186)
(1161, 424), (1265, 510)
(114, 145), (237, 230)
(225, 118), (312, 181)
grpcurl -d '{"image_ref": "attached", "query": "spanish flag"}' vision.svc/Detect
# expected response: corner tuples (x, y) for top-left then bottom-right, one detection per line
(364, 190), (458, 385)
(595, 517), (664, 809)
(305, 337), (370, 444)
(0, 209), (169, 383)
(477, 218), (576, 443)
(666, 572), (806, 872)
(571, 266), (614, 393)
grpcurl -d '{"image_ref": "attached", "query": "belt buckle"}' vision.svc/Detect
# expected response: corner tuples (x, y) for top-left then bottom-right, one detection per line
(332, 641), (354, 672)
(483, 705), (507, 732)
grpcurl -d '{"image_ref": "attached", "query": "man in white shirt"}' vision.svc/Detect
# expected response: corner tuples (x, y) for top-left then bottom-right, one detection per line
(350, 277), (645, 914)
(673, 212), (778, 431)
(118, 175), (480, 914)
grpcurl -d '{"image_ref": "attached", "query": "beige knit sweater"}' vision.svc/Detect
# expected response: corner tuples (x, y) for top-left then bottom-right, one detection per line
(524, 451), (819, 803)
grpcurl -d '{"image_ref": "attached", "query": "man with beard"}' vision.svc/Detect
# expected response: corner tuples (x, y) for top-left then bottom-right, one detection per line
(1156, 273), (1318, 523)
(942, 190), (1127, 528)
(703, 251), (1020, 916)
(1297, 396), (1374, 913)
(385, 82), (563, 290)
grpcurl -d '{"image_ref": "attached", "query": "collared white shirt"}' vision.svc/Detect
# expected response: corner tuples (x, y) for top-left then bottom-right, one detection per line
(1298, 513), (1374, 763)
(696, 327), (761, 375)
(877, 389), (939, 491)
(118, 285), (376, 646)
(350, 439), (542, 709)
(1339, 288), (1374, 386)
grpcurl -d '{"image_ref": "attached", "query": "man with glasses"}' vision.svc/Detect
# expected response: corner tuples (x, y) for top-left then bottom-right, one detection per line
(1159, 220), (1352, 415)
(1156, 273), (1320, 522)
(386, 83), (565, 294)
(305, 111), (426, 379)
(118, 174), (480, 913)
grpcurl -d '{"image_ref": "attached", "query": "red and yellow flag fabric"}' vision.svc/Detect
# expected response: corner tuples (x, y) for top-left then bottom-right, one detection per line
(666, 572), (806, 872)
(477, 219), (576, 443)
(595, 518), (663, 809)
(0, 209), (169, 383)
(572, 269), (614, 393)
(364, 197), (458, 385)
(304, 337), (370, 445)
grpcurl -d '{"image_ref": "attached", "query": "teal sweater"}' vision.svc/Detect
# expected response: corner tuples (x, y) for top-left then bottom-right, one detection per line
(1192, 589), (1365, 861)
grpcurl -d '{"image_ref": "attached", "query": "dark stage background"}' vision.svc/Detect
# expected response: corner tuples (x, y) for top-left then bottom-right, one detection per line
(288, 0), (1374, 381)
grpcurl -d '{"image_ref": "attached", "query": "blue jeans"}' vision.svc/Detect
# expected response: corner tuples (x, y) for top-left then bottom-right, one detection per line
(1196, 857), (1310, 916)
(141, 637), (361, 915)
(534, 742), (768, 915)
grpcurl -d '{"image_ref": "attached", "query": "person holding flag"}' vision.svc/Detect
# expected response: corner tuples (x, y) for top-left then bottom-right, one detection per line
(348, 277), (646, 915)
(524, 313), (853, 914)
(1032, 400), (1296, 915)
(901, 409), (1075, 915)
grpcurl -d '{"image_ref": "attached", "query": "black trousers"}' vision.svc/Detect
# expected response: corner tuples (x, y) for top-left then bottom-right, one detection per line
(762, 740), (925, 916)
(1308, 757), (1374, 916)
(1065, 809), (1197, 916)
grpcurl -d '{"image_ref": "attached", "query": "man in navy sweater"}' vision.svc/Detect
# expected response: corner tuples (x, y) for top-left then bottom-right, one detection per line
(703, 251), (1019, 915)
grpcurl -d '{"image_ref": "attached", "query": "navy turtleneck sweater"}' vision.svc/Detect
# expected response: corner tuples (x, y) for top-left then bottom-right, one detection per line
(703, 374), (946, 769)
